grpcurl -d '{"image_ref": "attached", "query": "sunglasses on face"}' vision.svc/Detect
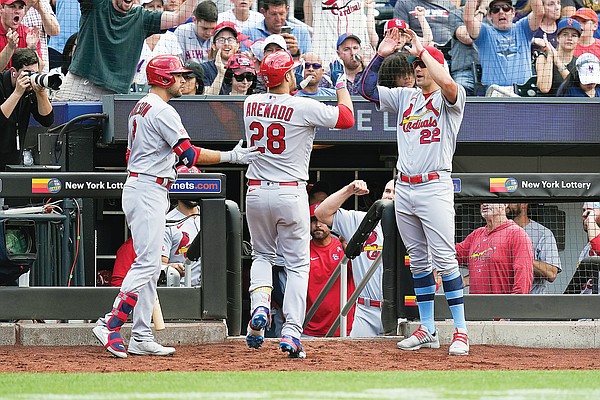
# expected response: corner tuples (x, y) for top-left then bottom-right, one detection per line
(412, 60), (427, 69)
(490, 4), (513, 13)
(233, 72), (256, 82)
(304, 62), (322, 69)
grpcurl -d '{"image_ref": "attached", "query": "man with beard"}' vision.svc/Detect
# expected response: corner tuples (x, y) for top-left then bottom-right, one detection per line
(506, 203), (561, 294)
(53, 0), (201, 101)
(304, 203), (356, 337)
(92, 55), (259, 358)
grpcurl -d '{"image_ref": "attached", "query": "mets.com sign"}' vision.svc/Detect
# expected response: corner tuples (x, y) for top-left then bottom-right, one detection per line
(169, 179), (221, 194)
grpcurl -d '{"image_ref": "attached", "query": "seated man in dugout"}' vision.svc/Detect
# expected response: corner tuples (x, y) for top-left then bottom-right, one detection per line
(506, 203), (562, 294)
(456, 203), (534, 294)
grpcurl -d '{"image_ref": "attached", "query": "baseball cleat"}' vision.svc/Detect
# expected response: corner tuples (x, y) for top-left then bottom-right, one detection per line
(280, 335), (306, 359)
(449, 328), (469, 356)
(92, 325), (128, 358)
(245, 306), (270, 349)
(396, 325), (440, 351)
(128, 339), (176, 356)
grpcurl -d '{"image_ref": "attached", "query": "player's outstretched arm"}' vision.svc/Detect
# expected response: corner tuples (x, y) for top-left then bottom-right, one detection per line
(314, 180), (369, 226)
(405, 29), (458, 103)
(174, 139), (259, 165)
(329, 60), (355, 129)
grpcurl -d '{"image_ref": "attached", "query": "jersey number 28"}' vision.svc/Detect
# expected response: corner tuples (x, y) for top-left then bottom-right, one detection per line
(249, 122), (286, 154)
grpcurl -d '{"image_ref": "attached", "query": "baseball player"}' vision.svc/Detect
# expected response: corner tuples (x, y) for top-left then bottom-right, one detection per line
(358, 28), (469, 355)
(314, 179), (394, 337)
(244, 50), (355, 358)
(93, 55), (259, 359)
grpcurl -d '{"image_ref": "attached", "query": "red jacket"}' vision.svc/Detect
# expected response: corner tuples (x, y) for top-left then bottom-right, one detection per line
(110, 237), (136, 287)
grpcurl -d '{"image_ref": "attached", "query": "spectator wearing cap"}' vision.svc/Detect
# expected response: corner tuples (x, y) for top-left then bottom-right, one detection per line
(181, 61), (204, 94)
(295, 52), (336, 97)
(536, 17), (581, 95)
(174, 0), (218, 65)
(247, 34), (287, 93)
(218, 0), (264, 32)
(224, 53), (257, 95)
(202, 21), (242, 95)
(561, 0), (600, 22)
(22, 0), (59, 73)
(330, 33), (368, 96)
(53, 0), (199, 101)
(571, 8), (600, 59)
(303, 0), (378, 64)
(557, 52), (600, 96)
(0, 0), (42, 71)
(242, 0), (311, 59)
(385, 12), (432, 47)
(133, 0), (184, 89)
(464, 0), (544, 88)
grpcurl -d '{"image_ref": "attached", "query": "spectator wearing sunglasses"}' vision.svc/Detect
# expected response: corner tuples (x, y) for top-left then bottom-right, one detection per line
(202, 21), (244, 95)
(294, 52), (336, 97)
(182, 61), (205, 95)
(464, 0), (544, 89)
(224, 53), (257, 95)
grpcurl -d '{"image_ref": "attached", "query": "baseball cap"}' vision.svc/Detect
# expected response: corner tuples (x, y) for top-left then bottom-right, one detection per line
(576, 53), (600, 84)
(263, 34), (287, 51)
(488, 0), (515, 10)
(557, 17), (582, 36)
(140, 0), (164, 5)
(309, 203), (320, 218)
(336, 33), (361, 49)
(409, 45), (446, 65)
(384, 18), (408, 32)
(1, 0), (25, 4)
(212, 21), (241, 39)
(584, 202), (600, 209)
(571, 7), (599, 23)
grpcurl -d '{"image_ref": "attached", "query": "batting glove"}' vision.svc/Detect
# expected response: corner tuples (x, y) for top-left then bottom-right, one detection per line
(329, 60), (347, 90)
(221, 139), (261, 164)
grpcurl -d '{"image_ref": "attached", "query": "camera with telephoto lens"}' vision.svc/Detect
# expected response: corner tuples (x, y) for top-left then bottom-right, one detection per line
(23, 70), (62, 90)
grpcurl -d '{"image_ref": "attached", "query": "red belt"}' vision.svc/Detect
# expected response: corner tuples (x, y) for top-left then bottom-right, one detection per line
(400, 172), (440, 184)
(129, 172), (172, 189)
(248, 180), (298, 186)
(357, 297), (383, 308)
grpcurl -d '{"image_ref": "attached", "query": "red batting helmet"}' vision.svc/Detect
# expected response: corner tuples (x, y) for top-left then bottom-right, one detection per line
(146, 55), (191, 88)
(259, 50), (301, 88)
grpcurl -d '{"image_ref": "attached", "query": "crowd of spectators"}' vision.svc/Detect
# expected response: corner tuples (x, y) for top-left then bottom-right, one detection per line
(5, 0), (599, 100)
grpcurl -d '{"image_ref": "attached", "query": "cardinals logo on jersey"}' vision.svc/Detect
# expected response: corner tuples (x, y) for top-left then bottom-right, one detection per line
(176, 232), (191, 256)
(321, 0), (362, 16)
(401, 98), (440, 133)
(362, 231), (382, 260)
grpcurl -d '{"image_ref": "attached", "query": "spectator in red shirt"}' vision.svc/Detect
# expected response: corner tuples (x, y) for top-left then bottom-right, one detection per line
(303, 203), (355, 337)
(571, 8), (600, 59)
(0, 0), (41, 71)
(456, 203), (534, 294)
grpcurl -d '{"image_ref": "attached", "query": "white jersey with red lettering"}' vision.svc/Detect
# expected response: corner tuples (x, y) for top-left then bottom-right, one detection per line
(377, 86), (466, 176)
(243, 92), (342, 341)
(163, 207), (202, 287)
(127, 92), (190, 181)
(244, 93), (341, 182)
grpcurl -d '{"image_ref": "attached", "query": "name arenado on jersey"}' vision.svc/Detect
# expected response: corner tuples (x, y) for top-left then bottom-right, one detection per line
(246, 102), (295, 121)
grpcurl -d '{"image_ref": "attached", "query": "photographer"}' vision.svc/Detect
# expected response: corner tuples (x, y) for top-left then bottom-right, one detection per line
(0, 48), (53, 171)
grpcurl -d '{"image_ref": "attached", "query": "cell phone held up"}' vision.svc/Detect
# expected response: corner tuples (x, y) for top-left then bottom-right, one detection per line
(281, 26), (291, 34)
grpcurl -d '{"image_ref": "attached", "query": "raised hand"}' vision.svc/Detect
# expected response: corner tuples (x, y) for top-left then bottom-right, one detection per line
(329, 59), (347, 90)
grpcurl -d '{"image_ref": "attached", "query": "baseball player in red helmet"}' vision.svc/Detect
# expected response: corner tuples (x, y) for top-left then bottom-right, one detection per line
(358, 29), (469, 355)
(93, 55), (259, 359)
(244, 50), (355, 358)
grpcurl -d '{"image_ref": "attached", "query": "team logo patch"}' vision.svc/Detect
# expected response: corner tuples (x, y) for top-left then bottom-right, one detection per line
(32, 178), (62, 194)
(489, 177), (518, 193)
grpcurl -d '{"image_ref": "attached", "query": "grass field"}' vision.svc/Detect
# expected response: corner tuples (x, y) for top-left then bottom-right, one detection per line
(1, 370), (600, 399)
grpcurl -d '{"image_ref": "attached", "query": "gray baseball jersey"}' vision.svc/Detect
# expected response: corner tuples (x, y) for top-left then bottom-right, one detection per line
(524, 219), (562, 294)
(127, 92), (189, 180)
(332, 208), (384, 337)
(163, 207), (202, 287)
(377, 85), (466, 175)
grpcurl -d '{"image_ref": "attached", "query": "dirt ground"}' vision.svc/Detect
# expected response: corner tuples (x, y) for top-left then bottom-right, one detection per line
(1, 339), (600, 373)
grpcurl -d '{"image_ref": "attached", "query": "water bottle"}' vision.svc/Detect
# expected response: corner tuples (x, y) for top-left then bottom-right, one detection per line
(22, 149), (34, 166)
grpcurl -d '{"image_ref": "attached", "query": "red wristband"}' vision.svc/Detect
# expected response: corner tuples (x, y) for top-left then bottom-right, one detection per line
(418, 48), (428, 59)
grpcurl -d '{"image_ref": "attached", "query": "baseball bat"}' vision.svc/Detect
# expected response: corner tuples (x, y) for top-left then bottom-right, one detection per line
(152, 294), (165, 331)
